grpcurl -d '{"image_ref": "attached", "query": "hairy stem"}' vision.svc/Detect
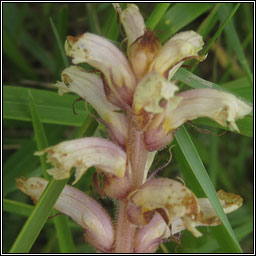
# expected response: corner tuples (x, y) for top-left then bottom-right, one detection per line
(114, 115), (148, 253)
(114, 199), (136, 253)
(127, 119), (148, 188)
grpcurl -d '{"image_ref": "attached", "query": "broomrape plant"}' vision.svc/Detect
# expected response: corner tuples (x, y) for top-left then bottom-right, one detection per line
(17, 4), (252, 253)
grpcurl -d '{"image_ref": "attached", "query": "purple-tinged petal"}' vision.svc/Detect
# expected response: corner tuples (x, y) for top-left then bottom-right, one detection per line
(65, 33), (136, 108)
(16, 177), (115, 252)
(55, 65), (128, 146)
(35, 137), (126, 184)
(164, 88), (252, 133)
(102, 172), (133, 200)
(134, 213), (170, 253)
(143, 97), (182, 151)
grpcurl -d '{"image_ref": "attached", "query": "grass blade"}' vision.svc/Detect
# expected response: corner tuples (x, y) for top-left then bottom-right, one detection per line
(28, 90), (75, 252)
(102, 7), (119, 41)
(3, 138), (39, 197)
(201, 3), (241, 56)
(3, 86), (87, 127)
(49, 17), (69, 68)
(3, 29), (36, 79)
(156, 3), (212, 42)
(3, 199), (34, 217)
(86, 3), (101, 35)
(174, 68), (252, 104)
(19, 30), (56, 73)
(217, 4), (253, 85)
(54, 215), (76, 253)
(28, 90), (49, 178)
(197, 3), (222, 38)
(146, 3), (171, 30)
(175, 126), (242, 253)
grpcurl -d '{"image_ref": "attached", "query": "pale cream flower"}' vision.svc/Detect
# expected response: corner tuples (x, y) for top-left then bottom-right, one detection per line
(35, 137), (127, 184)
(128, 178), (243, 239)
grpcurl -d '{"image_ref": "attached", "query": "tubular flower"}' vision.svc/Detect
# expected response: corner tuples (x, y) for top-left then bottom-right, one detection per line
(128, 178), (243, 238)
(35, 137), (127, 184)
(54, 65), (128, 146)
(16, 177), (115, 253)
(17, 3), (252, 254)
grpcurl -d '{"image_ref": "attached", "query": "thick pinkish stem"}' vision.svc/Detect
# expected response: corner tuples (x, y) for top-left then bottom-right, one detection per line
(127, 118), (148, 188)
(114, 199), (136, 253)
(114, 116), (148, 253)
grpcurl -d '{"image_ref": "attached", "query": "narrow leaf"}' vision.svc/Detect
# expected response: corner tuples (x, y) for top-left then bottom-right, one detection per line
(28, 90), (75, 252)
(3, 29), (36, 79)
(175, 126), (242, 253)
(49, 17), (69, 67)
(86, 3), (101, 35)
(3, 199), (34, 217)
(146, 3), (171, 30)
(28, 90), (49, 178)
(217, 4), (253, 85)
(3, 86), (87, 127)
(156, 3), (212, 42)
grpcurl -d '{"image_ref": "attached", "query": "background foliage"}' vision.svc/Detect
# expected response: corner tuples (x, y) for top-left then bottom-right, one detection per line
(3, 3), (253, 253)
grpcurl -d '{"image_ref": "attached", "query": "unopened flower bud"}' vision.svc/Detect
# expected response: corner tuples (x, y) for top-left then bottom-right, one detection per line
(128, 30), (161, 80)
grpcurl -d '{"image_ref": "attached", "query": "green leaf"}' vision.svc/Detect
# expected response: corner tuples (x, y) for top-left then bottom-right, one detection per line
(19, 31), (56, 73)
(49, 17), (69, 68)
(3, 138), (39, 197)
(28, 90), (76, 253)
(54, 215), (76, 253)
(221, 77), (252, 102)
(146, 3), (171, 30)
(102, 7), (119, 41)
(3, 86), (87, 127)
(56, 5), (69, 42)
(217, 4), (253, 85)
(174, 68), (252, 104)
(156, 3), (212, 42)
(193, 116), (253, 137)
(197, 4), (222, 38)
(201, 3), (241, 56)
(3, 29), (36, 79)
(175, 126), (242, 253)
(3, 199), (34, 217)
(28, 90), (49, 178)
(86, 3), (101, 35)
